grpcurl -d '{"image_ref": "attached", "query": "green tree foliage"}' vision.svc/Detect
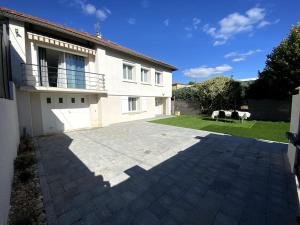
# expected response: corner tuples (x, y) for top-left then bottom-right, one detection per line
(247, 23), (300, 99)
(173, 76), (242, 112)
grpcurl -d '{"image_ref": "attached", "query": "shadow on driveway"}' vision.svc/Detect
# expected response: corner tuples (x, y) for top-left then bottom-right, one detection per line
(37, 130), (298, 225)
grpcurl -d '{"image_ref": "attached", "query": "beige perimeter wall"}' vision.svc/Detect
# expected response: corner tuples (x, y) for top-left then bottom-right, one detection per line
(0, 83), (20, 225)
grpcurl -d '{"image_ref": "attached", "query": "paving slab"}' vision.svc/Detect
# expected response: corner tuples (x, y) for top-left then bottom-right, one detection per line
(36, 119), (299, 225)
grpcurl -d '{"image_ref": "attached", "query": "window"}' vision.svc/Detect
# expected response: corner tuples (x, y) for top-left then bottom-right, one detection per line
(46, 97), (51, 104)
(128, 97), (137, 112)
(141, 68), (150, 83)
(123, 64), (134, 80)
(71, 97), (75, 103)
(155, 72), (162, 85)
(81, 98), (85, 103)
(59, 97), (63, 103)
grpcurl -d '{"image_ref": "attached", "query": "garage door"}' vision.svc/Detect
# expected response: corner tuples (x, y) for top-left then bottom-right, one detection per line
(41, 94), (91, 134)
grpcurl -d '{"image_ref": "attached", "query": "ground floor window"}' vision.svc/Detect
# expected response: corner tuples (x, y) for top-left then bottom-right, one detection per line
(128, 97), (137, 111)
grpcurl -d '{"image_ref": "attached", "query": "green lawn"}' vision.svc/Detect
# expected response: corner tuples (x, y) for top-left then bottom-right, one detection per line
(151, 115), (290, 143)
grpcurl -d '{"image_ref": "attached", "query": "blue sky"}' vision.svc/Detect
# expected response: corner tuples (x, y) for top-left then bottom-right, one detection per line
(2, 0), (300, 83)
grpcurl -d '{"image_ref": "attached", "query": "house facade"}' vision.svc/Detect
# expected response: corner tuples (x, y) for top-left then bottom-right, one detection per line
(1, 8), (176, 136)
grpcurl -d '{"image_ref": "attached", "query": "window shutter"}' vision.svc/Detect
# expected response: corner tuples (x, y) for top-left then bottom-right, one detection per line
(121, 96), (128, 113)
(141, 97), (147, 112)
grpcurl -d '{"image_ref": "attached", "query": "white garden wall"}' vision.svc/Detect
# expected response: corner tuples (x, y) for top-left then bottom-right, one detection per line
(0, 83), (20, 225)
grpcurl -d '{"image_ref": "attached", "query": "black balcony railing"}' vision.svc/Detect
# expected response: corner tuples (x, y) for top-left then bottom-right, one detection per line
(21, 63), (105, 91)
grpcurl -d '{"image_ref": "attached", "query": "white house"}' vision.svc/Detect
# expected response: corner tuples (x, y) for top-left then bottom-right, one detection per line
(0, 7), (177, 137)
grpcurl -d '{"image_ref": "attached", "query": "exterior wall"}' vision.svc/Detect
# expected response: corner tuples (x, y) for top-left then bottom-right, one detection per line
(99, 95), (162, 126)
(172, 99), (201, 115)
(288, 91), (300, 171)
(10, 20), (173, 135)
(16, 90), (33, 136)
(104, 49), (172, 98)
(30, 93), (43, 136)
(0, 84), (20, 225)
(9, 19), (26, 85)
(248, 99), (291, 121)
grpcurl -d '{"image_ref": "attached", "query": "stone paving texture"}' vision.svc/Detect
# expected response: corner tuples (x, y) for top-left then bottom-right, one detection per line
(36, 120), (299, 225)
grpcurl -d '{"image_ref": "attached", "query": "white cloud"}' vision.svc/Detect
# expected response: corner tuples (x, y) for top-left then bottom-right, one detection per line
(224, 49), (262, 62)
(184, 17), (201, 33)
(184, 64), (232, 78)
(203, 7), (275, 46)
(193, 17), (201, 30)
(84, 3), (96, 14)
(164, 19), (169, 26)
(72, 0), (111, 21)
(257, 20), (270, 28)
(128, 18), (136, 25)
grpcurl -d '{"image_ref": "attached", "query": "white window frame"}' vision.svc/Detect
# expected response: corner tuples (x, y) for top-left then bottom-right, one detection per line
(123, 63), (135, 82)
(141, 68), (150, 84)
(128, 97), (138, 112)
(155, 71), (163, 86)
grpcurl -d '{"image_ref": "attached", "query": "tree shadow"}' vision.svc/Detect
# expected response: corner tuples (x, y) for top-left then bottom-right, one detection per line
(36, 131), (299, 225)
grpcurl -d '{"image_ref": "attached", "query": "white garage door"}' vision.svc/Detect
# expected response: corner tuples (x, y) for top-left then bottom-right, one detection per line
(41, 94), (91, 134)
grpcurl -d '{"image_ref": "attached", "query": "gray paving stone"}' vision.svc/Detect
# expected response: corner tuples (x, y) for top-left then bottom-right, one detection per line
(57, 209), (81, 225)
(35, 120), (297, 225)
(132, 210), (160, 225)
(214, 212), (238, 225)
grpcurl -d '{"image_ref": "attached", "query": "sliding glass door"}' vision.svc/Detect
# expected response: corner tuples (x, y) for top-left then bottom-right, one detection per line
(65, 53), (85, 89)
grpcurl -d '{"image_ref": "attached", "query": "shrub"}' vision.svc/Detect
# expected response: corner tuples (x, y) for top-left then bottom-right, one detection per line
(18, 170), (33, 183)
(231, 111), (240, 120)
(14, 154), (36, 170)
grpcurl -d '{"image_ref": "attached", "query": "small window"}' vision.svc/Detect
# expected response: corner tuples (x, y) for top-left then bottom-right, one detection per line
(141, 68), (150, 83)
(128, 97), (137, 112)
(123, 64), (134, 80)
(71, 98), (75, 103)
(46, 97), (51, 104)
(81, 98), (85, 103)
(59, 98), (63, 103)
(155, 72), (162, 85)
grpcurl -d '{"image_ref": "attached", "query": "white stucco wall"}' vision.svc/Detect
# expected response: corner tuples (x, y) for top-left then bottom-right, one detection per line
(16, 90), (33, 136)
(12, 21), (173, 135)
(9, 19), (26, 85)
(103, 49), (172, 98)
(0, 84), (20, 225)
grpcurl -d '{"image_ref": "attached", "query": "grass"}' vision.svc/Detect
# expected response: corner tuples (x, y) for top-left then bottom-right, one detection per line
(151, 115), (290, 143)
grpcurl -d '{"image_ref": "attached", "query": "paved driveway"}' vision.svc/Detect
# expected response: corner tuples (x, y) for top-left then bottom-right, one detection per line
(37, 120), (298, 225)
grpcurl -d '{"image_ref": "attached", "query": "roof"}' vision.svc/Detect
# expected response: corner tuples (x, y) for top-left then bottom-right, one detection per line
(0, 7), (177, 71)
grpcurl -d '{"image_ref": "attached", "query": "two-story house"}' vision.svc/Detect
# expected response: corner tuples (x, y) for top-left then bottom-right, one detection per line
(0, 7), (176, 136)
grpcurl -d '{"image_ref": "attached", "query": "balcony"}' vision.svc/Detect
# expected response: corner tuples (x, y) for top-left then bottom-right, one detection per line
(21, 63), (106, 93)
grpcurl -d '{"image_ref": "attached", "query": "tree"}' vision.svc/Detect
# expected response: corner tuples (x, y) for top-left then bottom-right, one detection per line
(173, 76), (242, 113)
(247, 23), (300, 99)
(195, 76), (241, 112)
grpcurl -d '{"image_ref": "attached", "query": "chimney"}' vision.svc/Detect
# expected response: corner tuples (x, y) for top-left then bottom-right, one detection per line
(96, 31), (102, 38)
(95, 21), (101, 38)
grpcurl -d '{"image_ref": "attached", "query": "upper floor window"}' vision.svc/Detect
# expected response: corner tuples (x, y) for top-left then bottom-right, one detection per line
(123, 64), (134, 81)
(155, 72), (162, 85)
(141, 68), (150, 83)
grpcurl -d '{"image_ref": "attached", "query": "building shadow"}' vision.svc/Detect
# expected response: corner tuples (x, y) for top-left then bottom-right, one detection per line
(36, 132), (299, 225)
